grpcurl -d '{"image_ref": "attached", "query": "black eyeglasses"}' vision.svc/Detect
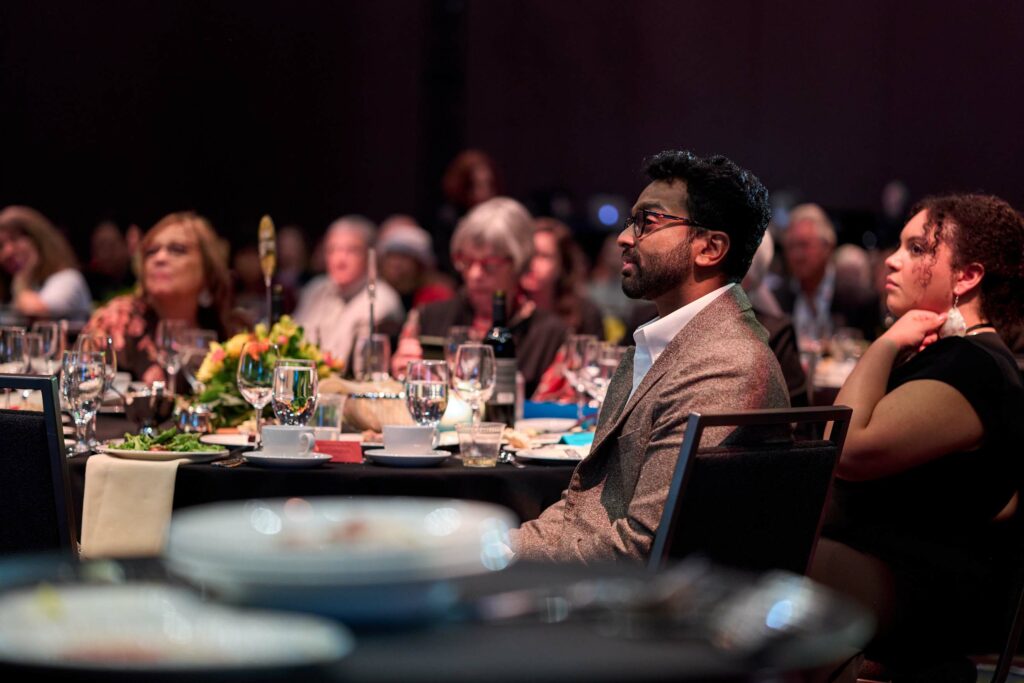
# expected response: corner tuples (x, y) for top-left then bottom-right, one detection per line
(623, 209), (707, 240)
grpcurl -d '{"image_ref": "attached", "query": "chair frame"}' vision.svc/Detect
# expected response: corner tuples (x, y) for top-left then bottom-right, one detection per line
(648, 404), (852, 574)
(0, 373), (78, 556)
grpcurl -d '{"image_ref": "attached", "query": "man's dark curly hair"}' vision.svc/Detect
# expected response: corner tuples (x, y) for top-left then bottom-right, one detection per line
(642, 150), (771, 282)
(912, 193), (1024, 329)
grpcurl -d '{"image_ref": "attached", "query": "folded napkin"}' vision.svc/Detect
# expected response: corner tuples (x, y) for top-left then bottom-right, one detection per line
(314, 440), (363, 463)
(559, 432), (595, 447)
(80, 454), (189, 559)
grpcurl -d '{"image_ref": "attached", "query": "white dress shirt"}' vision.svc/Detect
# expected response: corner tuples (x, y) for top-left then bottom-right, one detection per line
(630, 283), (734, 398)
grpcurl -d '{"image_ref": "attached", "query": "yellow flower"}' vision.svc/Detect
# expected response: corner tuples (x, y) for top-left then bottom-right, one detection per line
(223, 333), (250, 358)
(253, 322), (268, 339)
(273, 315), (299, 339)
(196, 343), (226, 382)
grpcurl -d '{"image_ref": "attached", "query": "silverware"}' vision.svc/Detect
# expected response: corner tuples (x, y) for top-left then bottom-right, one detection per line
(211, 455), (245, 468)
(499, 449), (526, 468)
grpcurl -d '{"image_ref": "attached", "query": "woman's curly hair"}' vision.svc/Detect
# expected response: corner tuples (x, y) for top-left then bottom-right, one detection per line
(913, 193), (1024, 329)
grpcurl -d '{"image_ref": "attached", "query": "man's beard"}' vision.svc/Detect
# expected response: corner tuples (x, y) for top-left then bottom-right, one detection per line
(620, 238), (691, 301)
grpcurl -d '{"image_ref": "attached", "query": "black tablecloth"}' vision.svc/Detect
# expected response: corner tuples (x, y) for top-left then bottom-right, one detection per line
(69, 417), (575, 536)
(0, 554), (873, 683)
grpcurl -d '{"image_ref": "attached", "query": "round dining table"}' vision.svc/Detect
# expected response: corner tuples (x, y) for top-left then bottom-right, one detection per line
(67, 415), (576, 538)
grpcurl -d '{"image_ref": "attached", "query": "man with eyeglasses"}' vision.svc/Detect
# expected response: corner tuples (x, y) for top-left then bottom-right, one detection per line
(512, 150), (790, 563)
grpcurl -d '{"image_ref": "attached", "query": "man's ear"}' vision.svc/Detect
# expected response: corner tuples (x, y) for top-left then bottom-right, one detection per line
(693, 231), (730, 269)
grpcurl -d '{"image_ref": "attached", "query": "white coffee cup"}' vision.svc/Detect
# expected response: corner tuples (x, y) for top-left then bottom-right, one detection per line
(261, 425), (315, 456)
(382, 425), (434, 454)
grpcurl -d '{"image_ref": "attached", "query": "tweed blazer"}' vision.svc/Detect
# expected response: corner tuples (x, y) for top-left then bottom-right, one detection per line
(512, 286), (790, 563)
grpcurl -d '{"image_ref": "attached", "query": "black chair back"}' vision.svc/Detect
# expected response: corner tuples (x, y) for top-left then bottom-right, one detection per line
(0, 374), (77, 556)
(648, 405), (852, 575)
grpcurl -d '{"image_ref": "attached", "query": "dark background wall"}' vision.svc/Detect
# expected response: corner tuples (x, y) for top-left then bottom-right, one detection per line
(2, 0), (1022, 256)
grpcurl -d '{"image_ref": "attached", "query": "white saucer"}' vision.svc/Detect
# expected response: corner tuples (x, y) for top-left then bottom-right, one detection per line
(242, 451), (332, 468)
(364, 449), (451, 467)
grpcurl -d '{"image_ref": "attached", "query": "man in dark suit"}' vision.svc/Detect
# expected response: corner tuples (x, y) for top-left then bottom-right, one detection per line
(512, 150), (790, 563)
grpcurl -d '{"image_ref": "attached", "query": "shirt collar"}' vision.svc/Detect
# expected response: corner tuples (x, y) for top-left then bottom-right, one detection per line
(633, 283), (734, 360)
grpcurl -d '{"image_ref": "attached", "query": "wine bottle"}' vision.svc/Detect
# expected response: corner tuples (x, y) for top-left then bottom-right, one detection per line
(483, 290), (517, 428)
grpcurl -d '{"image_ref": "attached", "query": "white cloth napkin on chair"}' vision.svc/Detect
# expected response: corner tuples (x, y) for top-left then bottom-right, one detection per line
(80, 454), (188, 559)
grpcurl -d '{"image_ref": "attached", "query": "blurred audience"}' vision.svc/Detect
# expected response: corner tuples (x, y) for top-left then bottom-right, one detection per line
(276, 224), (313, 314)
(435, 149), (504, 274)
(293, 215), (404, 370)
(393, 197), (567, 396)
(84, 220), (135, 303)
(230, 244), (266, 327)
(520, 217), (604, 338)
(0, 205), (92, 320)
(586, 232), (637, 342)
(376, 215), (455, 311)
(772, 203), (879, 346)
(85, 211), (237, 386)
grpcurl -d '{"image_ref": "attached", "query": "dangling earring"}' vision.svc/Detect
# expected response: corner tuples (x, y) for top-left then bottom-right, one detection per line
(198, 289), (213, 308)
(940, 293), (967, 338)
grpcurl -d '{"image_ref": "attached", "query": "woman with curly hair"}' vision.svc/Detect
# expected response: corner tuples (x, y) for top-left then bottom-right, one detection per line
(812, 194), (1024, 679)
(85, 211), (237, 388)
(0, 206), (92, 320)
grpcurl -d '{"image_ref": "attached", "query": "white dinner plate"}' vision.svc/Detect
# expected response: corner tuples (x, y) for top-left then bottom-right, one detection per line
(164, 497), (517, 624)
(199, 433), (255, 448)
(0, 583), (352, 673)
(364, 449), (451, 467)
(242, 451), (332, 468)
(96, 441), (228, 463)
(515, 417), (578, 434)
(515, 445), (588, 463)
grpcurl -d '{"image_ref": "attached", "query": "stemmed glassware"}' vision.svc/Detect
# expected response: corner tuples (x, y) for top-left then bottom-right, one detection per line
(0, 327), (28, 408)
(580, 340), (627, 406)
(450, 343), (495, 427)
(30, 321), (63, 374)
(61, 350), (105, 455)
(179, 328), (218, 394)
(75, 332), (119, 446)
(155, 319), (188, 395)
(237, 341), (279, 446)
(443, 326), (475, 373)
(272, 358), (319, 426)
(404, 359), (449, 436)
(563, 334), (597, 424)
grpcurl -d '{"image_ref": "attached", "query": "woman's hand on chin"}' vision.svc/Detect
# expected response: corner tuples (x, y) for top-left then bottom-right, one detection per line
(882, 309), (947, 352)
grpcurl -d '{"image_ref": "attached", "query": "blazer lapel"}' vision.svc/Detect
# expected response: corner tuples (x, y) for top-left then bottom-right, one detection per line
(589, 287), (750, 452)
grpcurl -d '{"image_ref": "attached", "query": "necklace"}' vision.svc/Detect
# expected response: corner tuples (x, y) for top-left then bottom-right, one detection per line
(965, 323), (996, 335)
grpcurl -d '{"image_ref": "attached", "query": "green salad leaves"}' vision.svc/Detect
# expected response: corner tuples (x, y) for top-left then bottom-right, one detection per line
(109, 428), (225, 452)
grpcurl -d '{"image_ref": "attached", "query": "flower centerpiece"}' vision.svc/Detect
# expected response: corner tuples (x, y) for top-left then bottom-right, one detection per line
(194, 315), (343, 428)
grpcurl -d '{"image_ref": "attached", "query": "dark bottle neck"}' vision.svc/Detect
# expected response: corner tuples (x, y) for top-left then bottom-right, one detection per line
(491, 291), (507, 328)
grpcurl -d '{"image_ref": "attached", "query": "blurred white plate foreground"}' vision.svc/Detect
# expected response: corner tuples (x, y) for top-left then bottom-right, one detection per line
(164, 497), (517, 624)
(0, 583), (352, 673)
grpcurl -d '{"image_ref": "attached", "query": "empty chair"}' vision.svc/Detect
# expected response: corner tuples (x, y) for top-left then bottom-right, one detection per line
(649, 405), (852, 575)
(0, 374), (77, 556)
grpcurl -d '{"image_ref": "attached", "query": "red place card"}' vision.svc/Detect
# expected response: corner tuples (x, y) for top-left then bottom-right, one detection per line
(314, 440), (363, 463)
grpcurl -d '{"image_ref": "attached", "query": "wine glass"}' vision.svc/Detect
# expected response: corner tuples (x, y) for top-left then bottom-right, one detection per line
(30, 321), (63, 374)
(404, 359), (449, 434)
(563, 334), (597, 424)
(155, 319), (188, 395)
(353, 333), (391, 382)
(444, 325), (476, 373)
(580, 341), (626, 406)
(450, 343), (495, 426)
(0, 327), (27, 408)
(19, 332), (45, 406)
(272, 358), (319, 426)
(76, 332), (119, 446)
(180, 328), (218, 394)
(237, 341), (279, 446)
(60, 350), (105, 455)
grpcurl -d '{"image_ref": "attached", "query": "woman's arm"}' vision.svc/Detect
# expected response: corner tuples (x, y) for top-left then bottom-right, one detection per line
(834, 310), (983, 481)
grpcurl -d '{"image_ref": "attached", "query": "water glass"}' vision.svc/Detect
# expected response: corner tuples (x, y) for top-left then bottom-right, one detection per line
(237, 341), (279, 445)
(404, 359), (448, 430)
(61, 350), (105, 455)
(155, 318), (188, 395)
(30, 320), (63, 374)
(563, 334), (597, 422)
(456, 421), (504, 468)
(312, 393), (347, 440)
(272, 358), (319, 426)
(353, 333), (391, 382)
(180, 328), (218, 393)
(450, 343), (495, 426)
(0, 327), (27, 408)
(581, 341), (626, 405)
(444, 325), (476, 373)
